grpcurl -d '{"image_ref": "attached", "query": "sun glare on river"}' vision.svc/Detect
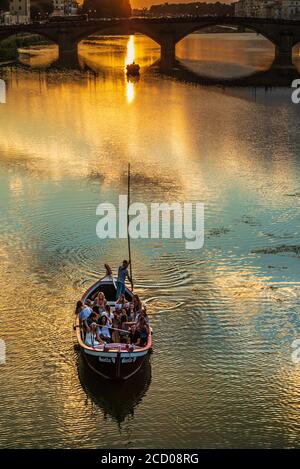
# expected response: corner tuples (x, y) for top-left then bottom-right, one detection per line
(125, 35), (136, 104)
(125, 35), (135, 67)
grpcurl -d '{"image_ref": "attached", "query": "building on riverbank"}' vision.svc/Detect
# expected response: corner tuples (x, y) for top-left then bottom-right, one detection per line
(65, 0), (79, 15)
(234, 0), (259, 17)
(281, 0), (300, 18)
(9, 0), (30, 24)
(52, 0), (78, 16)
(234, 0), (300, 19)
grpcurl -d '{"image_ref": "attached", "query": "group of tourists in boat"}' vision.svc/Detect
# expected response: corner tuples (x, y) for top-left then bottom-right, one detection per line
(75, 260), (150, 351)
(126, 62), (140, 76)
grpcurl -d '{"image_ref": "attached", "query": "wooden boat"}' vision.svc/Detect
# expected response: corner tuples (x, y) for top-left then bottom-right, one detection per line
(75, 265), (152, 380)
(126, 62), (140, 76)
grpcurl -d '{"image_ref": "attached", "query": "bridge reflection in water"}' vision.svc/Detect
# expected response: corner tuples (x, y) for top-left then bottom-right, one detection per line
(169, 59), (300, 88)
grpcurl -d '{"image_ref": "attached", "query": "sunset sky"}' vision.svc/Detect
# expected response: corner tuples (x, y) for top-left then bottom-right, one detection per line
(132, 0), (232, 8)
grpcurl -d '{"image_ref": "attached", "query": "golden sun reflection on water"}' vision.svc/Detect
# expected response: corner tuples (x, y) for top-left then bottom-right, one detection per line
(126, 80), (135, 104)
(0, 65), (299, 208)
(125, 36), (136, 104)
(125, 35), (135, 67)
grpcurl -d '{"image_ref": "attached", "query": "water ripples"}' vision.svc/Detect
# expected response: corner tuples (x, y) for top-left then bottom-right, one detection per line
(1, 62), (300, 448)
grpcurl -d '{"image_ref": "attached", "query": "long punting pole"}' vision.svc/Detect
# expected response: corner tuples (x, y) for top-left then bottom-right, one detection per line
(127, 163), (133, 291)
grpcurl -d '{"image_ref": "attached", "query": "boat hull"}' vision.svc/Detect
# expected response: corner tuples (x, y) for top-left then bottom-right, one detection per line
(82, 347), (150, 380)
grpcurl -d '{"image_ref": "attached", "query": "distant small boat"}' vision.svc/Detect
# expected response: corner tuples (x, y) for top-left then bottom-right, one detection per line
(126, 62), (140, 76)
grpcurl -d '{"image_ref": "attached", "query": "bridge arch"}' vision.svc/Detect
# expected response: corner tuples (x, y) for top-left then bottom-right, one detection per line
(174, 20), (277, 46)
(175, 22), (276, 78)
(0, 27), (60, 45)
(75, 25), (161, 71)
(73, 25), (161, 48)
(0, 30), (58, 66)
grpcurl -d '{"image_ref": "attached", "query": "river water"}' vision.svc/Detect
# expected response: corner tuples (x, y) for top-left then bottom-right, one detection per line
(0, 33), (300, 449)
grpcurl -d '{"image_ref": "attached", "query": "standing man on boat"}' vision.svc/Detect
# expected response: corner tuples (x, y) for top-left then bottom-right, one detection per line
(116, 260), (132, 300)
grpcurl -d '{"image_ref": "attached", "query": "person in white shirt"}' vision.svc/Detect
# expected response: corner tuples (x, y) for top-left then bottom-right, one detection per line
(79, 304), (92, 333)
(98, 315), (111, 342)
(79, 305), (92, 322)
(85, 322), (103, 347)
(103, 304), (114, 321)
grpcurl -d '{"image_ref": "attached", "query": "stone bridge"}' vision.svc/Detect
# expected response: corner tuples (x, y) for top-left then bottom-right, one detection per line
(1, 16), (300, 70)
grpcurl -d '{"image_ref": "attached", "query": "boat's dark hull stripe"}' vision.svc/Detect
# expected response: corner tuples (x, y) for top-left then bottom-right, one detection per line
(82, 348), (149, 380)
